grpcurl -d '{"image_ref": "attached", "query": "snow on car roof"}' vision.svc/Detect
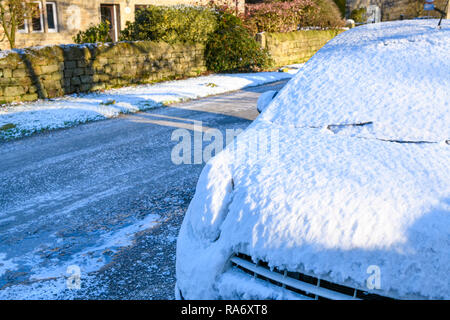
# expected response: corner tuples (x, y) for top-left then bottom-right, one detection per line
(260, 20), (450, 142)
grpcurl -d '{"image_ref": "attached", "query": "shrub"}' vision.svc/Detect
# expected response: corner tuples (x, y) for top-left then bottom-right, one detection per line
(120, 5), (217, 43)
(242, 0), (345, 34)
(306, 0), (346, 28)
(205, 9), (272, 72)
(333, 0), (346, 17)
(121, 4), (272, 73)
(243, 0), (316, 34)
(74, 22), (112, 44)
(350, 7), (367, 23)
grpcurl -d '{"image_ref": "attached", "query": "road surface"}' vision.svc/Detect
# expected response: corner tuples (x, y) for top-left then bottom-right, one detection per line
(0, 80), (287, 299)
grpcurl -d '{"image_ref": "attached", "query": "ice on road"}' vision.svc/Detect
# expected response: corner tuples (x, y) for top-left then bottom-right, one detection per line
(0, 80), (288, 299)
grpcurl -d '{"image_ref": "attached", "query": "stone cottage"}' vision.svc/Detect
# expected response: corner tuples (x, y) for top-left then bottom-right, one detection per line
(346, 0), (449, 22)
(0, 0), (245, 50)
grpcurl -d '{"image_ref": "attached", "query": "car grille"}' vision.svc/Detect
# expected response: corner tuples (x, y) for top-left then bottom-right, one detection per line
(230, 253), (393, 300)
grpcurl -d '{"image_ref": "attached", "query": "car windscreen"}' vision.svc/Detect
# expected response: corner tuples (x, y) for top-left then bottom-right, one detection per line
(259, 20), (450, 143)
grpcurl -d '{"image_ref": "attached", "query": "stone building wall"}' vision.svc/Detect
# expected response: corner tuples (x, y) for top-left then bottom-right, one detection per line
(0, 0), (244, 50)
(346, 0), (449, 21)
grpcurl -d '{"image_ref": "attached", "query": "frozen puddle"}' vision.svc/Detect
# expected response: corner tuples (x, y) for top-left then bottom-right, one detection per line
(0, 213), (160, 298)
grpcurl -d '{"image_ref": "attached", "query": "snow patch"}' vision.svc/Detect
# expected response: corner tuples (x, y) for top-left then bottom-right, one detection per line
(31, 213), (160, 281)
(0, 72), (295, 140)
(0, 253), (18, 277)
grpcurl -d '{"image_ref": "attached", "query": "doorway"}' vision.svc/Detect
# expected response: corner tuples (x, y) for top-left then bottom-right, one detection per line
(100, 4), (120, 42)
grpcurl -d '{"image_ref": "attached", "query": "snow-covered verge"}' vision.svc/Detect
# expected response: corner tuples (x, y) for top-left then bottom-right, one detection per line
(0, 71), (296, 141)
(176, 20), (450, 300)
(0, 273), (103, 300)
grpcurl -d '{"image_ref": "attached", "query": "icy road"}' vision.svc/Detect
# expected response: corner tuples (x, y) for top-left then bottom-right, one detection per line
(0, 80), (288, 299)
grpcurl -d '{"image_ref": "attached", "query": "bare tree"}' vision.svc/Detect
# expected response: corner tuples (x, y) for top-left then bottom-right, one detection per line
(0, 0), (37, 49)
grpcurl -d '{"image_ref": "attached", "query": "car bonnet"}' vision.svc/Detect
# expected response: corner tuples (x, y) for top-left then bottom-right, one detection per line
(259, 20), (450, 143)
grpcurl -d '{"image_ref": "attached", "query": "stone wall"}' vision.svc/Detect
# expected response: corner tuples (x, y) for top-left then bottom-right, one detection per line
(0, 41), (206, 104)
(256, 29), (345, 67)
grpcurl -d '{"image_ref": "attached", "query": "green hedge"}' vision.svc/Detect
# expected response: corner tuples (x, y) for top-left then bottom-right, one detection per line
(120, 6), (217, 44)
(206, 10), (272, 73)
(74, 22), (112, 44)
(333, 0), (346, 17)
(121, 5), (272, 73)
(350, 7), (367, 23)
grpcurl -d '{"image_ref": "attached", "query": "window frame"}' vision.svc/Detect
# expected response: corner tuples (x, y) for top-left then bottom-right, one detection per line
(30, 1), (44, 33)
(46, 1), (58, 33)
(17, 20), (29, 34)
(17, 2), (29, 33)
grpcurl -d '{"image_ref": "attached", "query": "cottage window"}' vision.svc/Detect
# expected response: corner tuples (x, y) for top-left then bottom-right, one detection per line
(46, 2), (58, 32)
(31, 1), (44, 32)
(18, 20), (28, 33)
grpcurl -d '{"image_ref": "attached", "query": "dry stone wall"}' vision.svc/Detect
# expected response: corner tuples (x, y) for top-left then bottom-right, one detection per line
(256, 29), (344, 67)
(0, 41), (206, 104)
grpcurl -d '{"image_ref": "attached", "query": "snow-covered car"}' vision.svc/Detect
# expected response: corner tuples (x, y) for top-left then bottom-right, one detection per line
(176, 20), (450, 300)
